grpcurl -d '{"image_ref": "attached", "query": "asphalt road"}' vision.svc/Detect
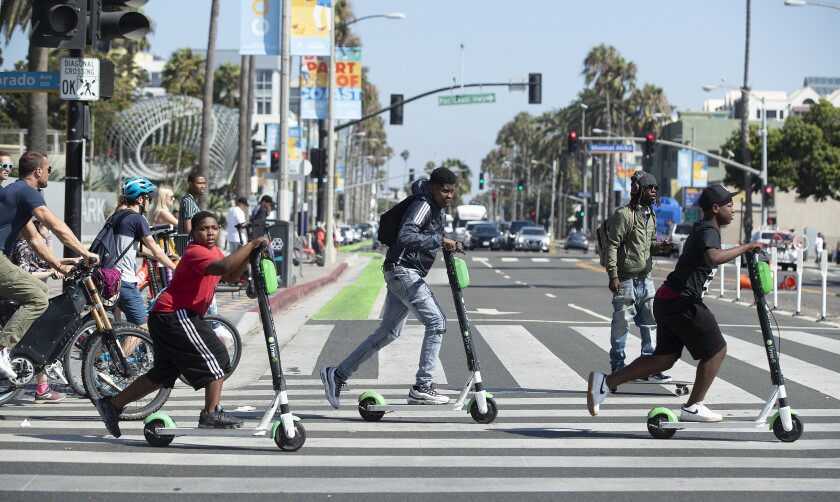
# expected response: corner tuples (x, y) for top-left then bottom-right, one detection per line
(1, 248), (838, 500)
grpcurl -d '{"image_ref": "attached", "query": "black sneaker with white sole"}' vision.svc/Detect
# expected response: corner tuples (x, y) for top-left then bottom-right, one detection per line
(93, 396), (123, 438)
(198, 406), (243, 429)
(407, 385), (450, 405)
(320, 366), (345, 409)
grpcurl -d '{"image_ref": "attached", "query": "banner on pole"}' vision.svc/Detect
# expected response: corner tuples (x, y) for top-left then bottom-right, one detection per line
(300, 56), (328, 119)
(240, 0), (281, 55)
(291, 0), (331, 56)
(300, 48), (362, 120)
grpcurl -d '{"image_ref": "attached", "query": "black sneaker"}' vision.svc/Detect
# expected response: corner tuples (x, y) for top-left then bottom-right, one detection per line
(198, 406), (243, 429)
(635, 373), (673, 383)
(407, 385), (450, 405)
(93, 396), (122, 438)
(320, 366), (345, 409)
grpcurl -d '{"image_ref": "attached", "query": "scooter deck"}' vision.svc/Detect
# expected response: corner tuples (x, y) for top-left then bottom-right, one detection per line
(367, 403), (468, 413)
(153, 426), (272, 437)
(658, 420), (768, 430)
(628, 380), (692, 386)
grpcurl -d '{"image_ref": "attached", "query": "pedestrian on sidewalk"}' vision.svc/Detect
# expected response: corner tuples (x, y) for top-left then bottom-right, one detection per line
(93, 211), (269, 438)
(603, 171), (672, 382)
(588, 184), (762, 423)
(149, 186), (178, 226)
(177, 173), (205, 235)
(320, 167), (459, 408)
(226, 197), (249, 252)
(249, 195), (273, 223)
(814, 232), (824, 265)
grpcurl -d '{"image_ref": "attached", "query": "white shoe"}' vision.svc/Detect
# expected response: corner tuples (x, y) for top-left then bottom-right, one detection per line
(680, 402), (723, 422)
(0, 348), (17, 380)
(587, 371), (608, 416)
(407, 385), (449, 405)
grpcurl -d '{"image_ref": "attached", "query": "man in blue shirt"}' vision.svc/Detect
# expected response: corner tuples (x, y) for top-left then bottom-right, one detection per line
(0, 151), (99, 378)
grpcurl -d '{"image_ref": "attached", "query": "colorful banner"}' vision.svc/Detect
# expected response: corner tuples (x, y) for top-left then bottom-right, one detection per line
(300, 48), (362, 120)
(614, 163), (639, 193)
(288, 125), (303, 164)
(677, 150), (692, 187)
(692, 152), (708, 188)
(683, 187), (703, 208)
(291, 0), (331, 56)
(240, 0), (282, 55)
(678, 150), (709, 188)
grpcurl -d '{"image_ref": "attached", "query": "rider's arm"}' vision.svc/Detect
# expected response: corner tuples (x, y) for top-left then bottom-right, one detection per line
(205, 237), (267, 283)
(705, 241), (761, 267)
(19, 221), (73, 274)
(30, 206), (98, 264)
(140, 234), (177, 271)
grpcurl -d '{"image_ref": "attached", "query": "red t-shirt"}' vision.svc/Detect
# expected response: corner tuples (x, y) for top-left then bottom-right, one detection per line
(152, 242), (223, 314)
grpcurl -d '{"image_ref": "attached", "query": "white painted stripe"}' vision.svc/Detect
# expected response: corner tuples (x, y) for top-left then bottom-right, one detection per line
(723, 332), (840, 400)
(545, 293), (556, 298)
(377, 324), (447, 385)
(476, 325), (586, 390)
(500, 257), (519, 262)
(177, 309), (224, 379)
(561, 258), (580, 262)
(412, 202), (430, 225)
(0, 475), (837, 493)
(279, 324), (334, 375)
(572, 326), (763, 405)
(503, 275), (511, 279)
(568, 303), (612, 321)
(532, 258), (550, 263)
(776, 330), (840, 354)
(1, 451), (837, 469)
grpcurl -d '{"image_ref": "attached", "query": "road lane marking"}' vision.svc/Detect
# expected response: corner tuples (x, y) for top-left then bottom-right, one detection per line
(568, 303), (612, 321)
(545, 293), (556, 298)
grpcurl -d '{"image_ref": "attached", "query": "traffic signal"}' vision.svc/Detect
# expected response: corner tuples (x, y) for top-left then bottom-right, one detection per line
(517, 179), (524, 191)
(270, 150), (280, 172)
(89, 0), (152, 53)
(567, 131), (578, 154)
(579, 208), (585, 218)
(491, 191), (497, 201)
(390, 94), (404, 125)
(408, 168), (415, 182)
(530, 211), (536, 218)
(763, 184), (776, 207)
(528, 73), (542, 104)
(644, 133), (656, 157)
(309, 148), (326, 178)
(478, 172), (485, 190)
(31, 0), (87, 50)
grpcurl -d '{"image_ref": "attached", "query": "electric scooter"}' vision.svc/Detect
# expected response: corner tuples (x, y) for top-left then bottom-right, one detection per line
(142, 242), (306, 451)
(646, 251), (803, 442)
(357, 248), (499, 424)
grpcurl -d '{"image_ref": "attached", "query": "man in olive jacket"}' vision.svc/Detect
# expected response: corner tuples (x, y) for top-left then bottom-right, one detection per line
(604, 172), (672, 381)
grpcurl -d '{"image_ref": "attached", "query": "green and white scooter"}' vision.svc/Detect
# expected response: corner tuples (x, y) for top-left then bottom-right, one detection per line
(646, 251), (803, 442)
(142, 242), (306, 451)
(357, 248), (498, 424)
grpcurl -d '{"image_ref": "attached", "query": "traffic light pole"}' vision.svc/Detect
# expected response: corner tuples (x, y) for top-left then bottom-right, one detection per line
(64, 48), (85, 259)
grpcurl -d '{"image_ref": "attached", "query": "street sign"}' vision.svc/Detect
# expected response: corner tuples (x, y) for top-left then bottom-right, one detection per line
(588, 143), (634, 154)
(289, 159), (313, 177)
(438, 93), (496, 106)
(0, 72), (59, 93)
(59, 58), (100, 101)
(577, 192), (592, 198)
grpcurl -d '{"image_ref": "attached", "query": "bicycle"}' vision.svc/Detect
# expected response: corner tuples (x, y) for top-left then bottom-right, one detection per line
(0, 262), (168, 420)
(293, 232), (325, 267)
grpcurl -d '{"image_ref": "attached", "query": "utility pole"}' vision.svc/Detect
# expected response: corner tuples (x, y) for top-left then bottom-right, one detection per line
(277, 0), (291, 220)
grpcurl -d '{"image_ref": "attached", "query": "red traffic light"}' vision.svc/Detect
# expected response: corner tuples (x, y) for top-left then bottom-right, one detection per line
(646, 133), (655, 142)
(570, 131), (577, 140)
(764, 185), (773, 194)
(272, 151), (280, 160)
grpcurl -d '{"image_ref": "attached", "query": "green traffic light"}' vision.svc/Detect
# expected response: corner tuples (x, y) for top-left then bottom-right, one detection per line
(579, 211), (585, 217)
(518, 185), (523, 191)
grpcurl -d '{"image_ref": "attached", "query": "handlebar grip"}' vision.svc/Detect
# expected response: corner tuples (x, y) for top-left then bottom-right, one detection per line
(149, 224), (174, 232)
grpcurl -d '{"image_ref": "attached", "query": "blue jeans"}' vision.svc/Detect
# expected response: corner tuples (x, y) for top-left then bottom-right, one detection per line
(610, 276), (656, 370)
(118, 281), (147, 326)
(336, 266), (447, 388)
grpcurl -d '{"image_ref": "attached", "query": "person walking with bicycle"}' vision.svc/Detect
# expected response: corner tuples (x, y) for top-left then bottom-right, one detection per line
(111, 177), (176, 330)
(94, 211), (268, 437)
(0, 151), (98, 379)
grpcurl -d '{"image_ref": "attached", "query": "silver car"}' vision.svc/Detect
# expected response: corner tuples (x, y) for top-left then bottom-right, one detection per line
(514, 226), (550, 252)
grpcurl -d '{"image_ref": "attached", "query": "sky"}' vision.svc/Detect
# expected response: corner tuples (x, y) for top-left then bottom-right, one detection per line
(3, 0), (839, 202)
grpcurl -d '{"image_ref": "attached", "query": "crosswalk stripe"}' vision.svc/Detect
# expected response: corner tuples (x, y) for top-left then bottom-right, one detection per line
(1, 475), (837, 493)
(1, 450), (838, 468)
(377, 325), (447, 384)
(723, 333), (840, 400)
(475, 325), (587, 390)
(571, 326), (764, 404)
(280, 324), (334, 375)
(776, 330), (840, 355)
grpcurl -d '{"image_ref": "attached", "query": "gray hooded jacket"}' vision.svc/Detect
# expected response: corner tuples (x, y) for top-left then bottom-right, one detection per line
(384, 179), (445, 277)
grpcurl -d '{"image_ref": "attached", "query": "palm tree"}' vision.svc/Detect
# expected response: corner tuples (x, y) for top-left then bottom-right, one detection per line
(213, 62), (240, 108)
(198, 0), (221, 209)
(236, 56), (251, 198)
(161, 48), (205, 97)
(740, 0), (754, 240)
(440, 158), (471, 207)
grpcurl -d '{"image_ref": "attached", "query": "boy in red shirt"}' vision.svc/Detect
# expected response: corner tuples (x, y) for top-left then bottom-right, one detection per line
(93, 211), (267, 437)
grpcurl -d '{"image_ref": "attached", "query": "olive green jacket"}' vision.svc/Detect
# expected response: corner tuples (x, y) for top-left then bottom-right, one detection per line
(605, 205), (665, 279)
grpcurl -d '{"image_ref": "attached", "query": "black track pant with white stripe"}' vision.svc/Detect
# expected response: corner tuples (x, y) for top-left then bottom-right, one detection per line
(146, 309), (230, 390)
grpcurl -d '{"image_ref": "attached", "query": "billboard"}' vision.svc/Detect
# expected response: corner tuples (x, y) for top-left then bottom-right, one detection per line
(240, 0), (282, 55)
(291, 0), (331, 56)
(678, 150), (708, 188)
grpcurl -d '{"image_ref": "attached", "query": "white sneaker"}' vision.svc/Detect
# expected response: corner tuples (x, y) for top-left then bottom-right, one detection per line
(0, 348), (17, 379)
(680, 402), (723, 423)
(407, 385), (450, 405)
(587, 372), (608, 416)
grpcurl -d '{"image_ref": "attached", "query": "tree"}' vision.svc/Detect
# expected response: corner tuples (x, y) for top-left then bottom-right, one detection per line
(161, 48), (205, 98)
(439, 158), (471, 207)
(198, 0), (221, 208)
(213, 62), (240, 108)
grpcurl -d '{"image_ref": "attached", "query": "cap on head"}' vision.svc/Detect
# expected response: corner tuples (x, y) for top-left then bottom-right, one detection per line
(236, 196), (249, 206)
(635, 172), (657, 188)
(699, 184), (739, 211)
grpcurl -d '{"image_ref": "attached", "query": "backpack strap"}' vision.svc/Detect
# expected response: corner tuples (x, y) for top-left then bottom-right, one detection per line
(108, 209), (137, 264)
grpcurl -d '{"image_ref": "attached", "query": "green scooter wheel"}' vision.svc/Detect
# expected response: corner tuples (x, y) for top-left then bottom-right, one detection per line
(144, 419), (174, 447)
(359, 397), (385, 422)
(647, 413), (677, 439)
(274, 421), (306, 451)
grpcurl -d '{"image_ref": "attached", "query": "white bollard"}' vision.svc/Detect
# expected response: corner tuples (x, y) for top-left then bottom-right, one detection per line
(771, 247), (778, 309)
(795, 248), (804, 315)
(719, 263), (725, 297)
(821, 249), (828, 320)
(735, 255), (742, 301)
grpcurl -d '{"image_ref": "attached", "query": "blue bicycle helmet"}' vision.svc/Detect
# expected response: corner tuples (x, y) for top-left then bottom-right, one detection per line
(123, 177), (158, 200)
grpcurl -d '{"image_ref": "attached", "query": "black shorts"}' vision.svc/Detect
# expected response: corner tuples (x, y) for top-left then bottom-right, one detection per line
(146, 310), (230, 390)
(652, 296), (726, 360)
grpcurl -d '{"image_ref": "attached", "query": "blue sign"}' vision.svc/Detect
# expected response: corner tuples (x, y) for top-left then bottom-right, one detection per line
(0, 72), (59, 92)
(577, 192), (592, 198)
(588, 144), (634, 153)
(240, 0), (282, 55)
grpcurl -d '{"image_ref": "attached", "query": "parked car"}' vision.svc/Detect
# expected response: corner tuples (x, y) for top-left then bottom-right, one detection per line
(468, 223), (502, 250)
(514, 226), (550, 252)
(564, 232), (589, 253)
(456, 220), (483, 248)
(655, 222), (693, 257)
(503, 220), (536, 250)
(749, 230), (798, 271)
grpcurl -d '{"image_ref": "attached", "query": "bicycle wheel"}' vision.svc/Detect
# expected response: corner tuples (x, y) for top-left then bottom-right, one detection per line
(82, 325), (171, 420)
(177, 315), (241, 386)
(0, 377), (23, 406)
(63, 315), (119, 398)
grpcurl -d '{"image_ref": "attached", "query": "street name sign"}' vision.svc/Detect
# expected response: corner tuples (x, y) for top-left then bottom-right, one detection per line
(577, 192), (592, 198)
(588, 143), (635, 154)
(60, 58), (100, 101)
(0, 72), (59, 93)
(438, 93), (496, 106)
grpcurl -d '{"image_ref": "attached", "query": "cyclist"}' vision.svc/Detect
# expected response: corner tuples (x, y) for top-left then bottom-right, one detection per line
(0, 151), (99, 379)
(94, 211), (268, 437)
(0, 150), (12, 186)
(112, 177), (177, 330)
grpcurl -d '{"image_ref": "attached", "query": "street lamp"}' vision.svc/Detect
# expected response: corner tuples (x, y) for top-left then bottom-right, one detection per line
(325, 11), (405, 263)
(785, 0), (840, 10)
(703, 83), (768, 227)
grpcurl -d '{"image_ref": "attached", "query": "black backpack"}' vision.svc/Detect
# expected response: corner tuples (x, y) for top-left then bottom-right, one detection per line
(377, 195), (421, 247)
(89, 209), (134, 269)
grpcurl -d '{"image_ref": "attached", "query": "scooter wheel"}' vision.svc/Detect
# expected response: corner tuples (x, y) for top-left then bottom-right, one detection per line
(469, 397), (498, 424)
(359, 397), (385, 422)
(275, 421), (306, 451)
(144, 419), (174, 447)
(773, 414), (804, 443)
(647, 413), (677, 439)
(675, 385), (690, 396)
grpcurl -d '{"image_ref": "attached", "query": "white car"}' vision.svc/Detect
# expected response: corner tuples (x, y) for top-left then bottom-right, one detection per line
(750, 230), (798, 271)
